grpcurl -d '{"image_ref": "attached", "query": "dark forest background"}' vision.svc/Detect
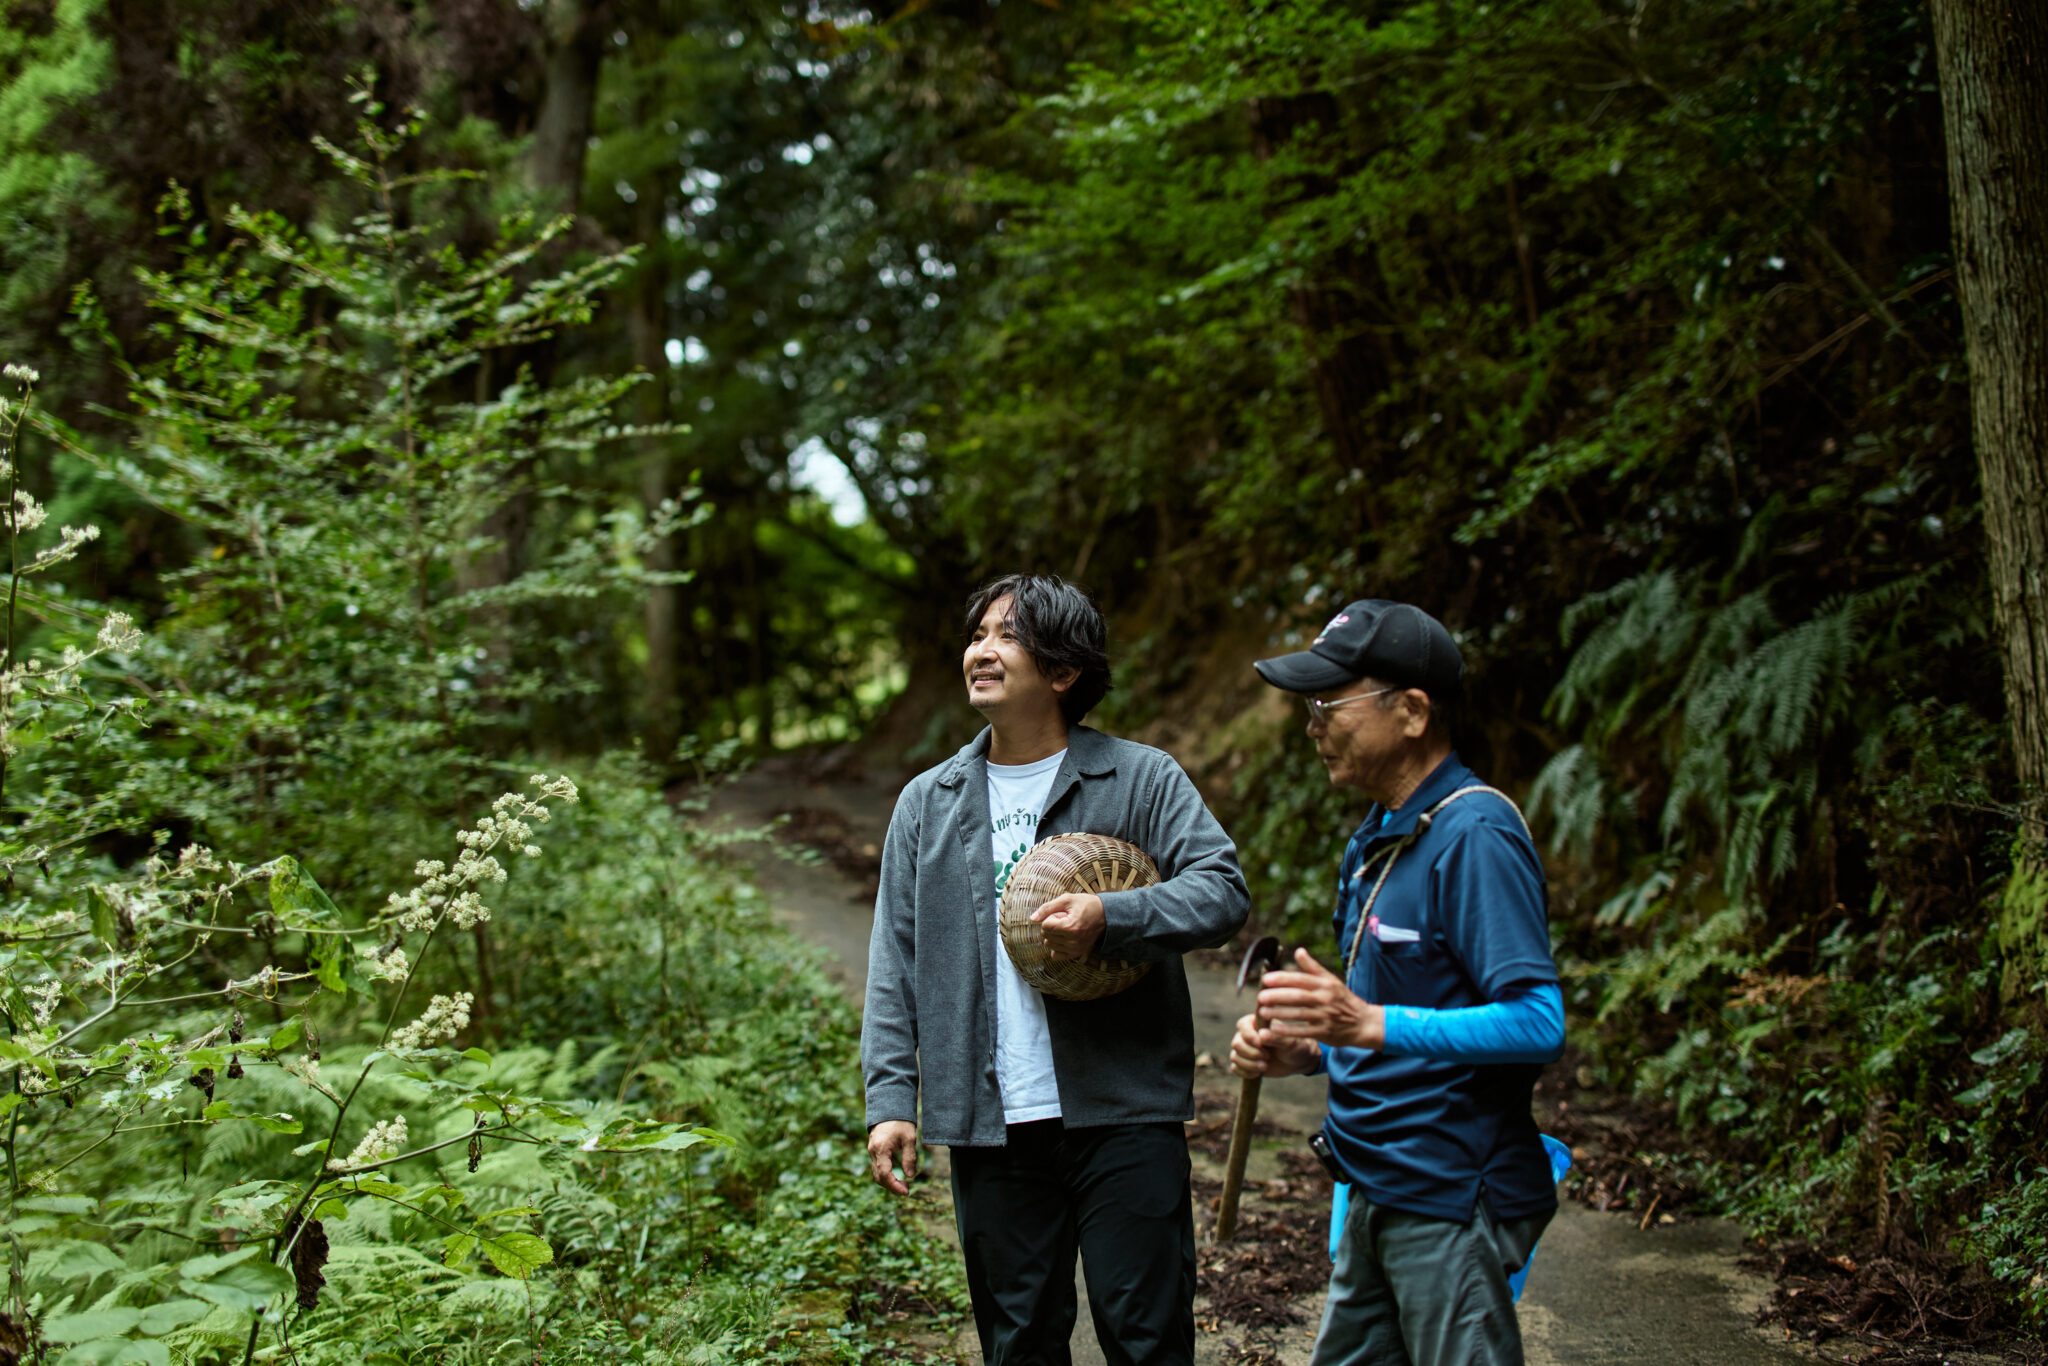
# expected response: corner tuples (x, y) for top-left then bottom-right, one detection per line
(3, 0), (2046, 1355)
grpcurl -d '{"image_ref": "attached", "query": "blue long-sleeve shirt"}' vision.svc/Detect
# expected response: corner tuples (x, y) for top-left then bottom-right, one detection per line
(1313, 755), (1565, 1223)
(1309, 981), (1564, 1068)
(1383, 982), (1565, 1061)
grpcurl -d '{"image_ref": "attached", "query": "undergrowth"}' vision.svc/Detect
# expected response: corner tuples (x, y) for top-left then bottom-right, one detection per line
(1227, 568), (2047, 1338)
(0, 87), (964, 1362)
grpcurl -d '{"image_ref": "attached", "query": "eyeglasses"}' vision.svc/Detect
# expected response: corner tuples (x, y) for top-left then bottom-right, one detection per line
(1304, 686), (1399, 726)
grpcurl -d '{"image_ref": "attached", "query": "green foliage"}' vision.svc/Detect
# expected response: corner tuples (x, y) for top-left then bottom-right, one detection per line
(1538, 575), (2037, 1302)
(1532, 565), (1940, 909)
(47, 84), (694, 887)
(0, 92), (960, 1361)
(2, 0), (2041, 1339)
(0, 357), (668, 1359)
(820, 0), (2034, 1327)
(0, 0), (113, 364)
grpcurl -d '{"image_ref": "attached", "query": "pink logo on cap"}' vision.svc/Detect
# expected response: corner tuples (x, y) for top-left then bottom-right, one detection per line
(1313, 612), (1350, 645)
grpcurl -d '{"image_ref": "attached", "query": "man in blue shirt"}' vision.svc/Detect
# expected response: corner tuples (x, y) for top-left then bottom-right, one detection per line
(1229, 599), (1565, 1366)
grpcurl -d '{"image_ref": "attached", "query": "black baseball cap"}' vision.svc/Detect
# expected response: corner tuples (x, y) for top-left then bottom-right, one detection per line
(1253, 599), (1463, 696)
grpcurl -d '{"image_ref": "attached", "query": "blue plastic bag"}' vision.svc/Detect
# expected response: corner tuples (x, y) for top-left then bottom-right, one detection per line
(1327, 1133), (1573, 1304)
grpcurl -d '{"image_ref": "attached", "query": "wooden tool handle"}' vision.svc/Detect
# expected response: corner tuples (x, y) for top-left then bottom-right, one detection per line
(1214, 1072), (1262, 1242)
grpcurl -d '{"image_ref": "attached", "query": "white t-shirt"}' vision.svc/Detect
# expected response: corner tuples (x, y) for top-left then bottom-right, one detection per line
(987, 749), (1066, 1124)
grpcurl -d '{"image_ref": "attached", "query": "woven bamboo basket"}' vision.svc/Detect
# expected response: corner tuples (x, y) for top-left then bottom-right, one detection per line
(998, 832), (1159, 1001)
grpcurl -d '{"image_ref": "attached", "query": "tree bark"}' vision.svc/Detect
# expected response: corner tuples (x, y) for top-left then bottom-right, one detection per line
(1931, 0), (2048, 996)
(456, 0), (609, 740)
(530, 0), (610, 208)
(628, 171), (684, 766)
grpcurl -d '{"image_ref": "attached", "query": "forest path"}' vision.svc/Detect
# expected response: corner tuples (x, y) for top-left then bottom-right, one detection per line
(703, 764), (1811, 1366)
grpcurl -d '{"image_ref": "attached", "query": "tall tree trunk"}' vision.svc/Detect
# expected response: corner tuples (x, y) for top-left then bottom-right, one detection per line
(742, 519), (773, 752)
(629, 173), (684, 766)
(1931, 0), (2048, 999)
(457, 0), (610, 742)
(531, 0), (609, 207)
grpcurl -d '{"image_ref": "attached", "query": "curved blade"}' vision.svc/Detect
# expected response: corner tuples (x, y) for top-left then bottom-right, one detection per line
(1236, 934), (1282, 993)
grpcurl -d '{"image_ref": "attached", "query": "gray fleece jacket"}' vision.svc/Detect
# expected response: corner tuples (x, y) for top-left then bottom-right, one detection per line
(861, 724), (1250, 1146)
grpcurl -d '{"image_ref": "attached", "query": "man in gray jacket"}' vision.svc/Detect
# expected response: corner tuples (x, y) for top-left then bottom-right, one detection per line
(863, 573), (1250, 1366)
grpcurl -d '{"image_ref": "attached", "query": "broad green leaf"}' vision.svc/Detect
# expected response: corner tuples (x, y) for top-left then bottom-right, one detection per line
(267, 1018), (303, 1052)
(312, 1198), (349, 1221)
(461, 1047), (492, 1064)
(311, 949), (348, 996)
(201, 1103), (301, 1134)
(21, 1196), (96, 1214)
(293, 1139), (331, 1158)
(212, 1180), (292, 1203)
(580, 1119), (735, 1153)
(268, 855), (341, 922)
(42, 1307), (142, 1342)
(54, 1342), (138, 1366)
(441, 1232), (476, 1267)
(135, 1299), (210, 1335)
(178, 1247), (262, 1280)
(180, 1255), (292, 1313)
(27, 1240), (124, 1283)
(112, 1343), (171, 1366)
(90, 886), (122, 947)
(479, 1230), (552, 1280)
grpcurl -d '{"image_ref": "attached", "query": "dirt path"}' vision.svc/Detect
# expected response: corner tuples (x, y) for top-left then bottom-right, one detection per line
(706, 766), (1812, 1366)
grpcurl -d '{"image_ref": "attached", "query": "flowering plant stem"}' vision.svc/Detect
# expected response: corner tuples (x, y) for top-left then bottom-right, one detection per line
(0, 368), (30, 817)
(2, 369), (29, 1324)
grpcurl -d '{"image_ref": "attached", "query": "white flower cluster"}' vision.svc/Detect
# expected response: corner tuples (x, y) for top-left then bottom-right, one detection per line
(97, 612), (141, 653)
(3, 363), (40, 385)
(26, 523), (102, 575)
(6, 489), (103, 574)
(172, 844), (222, 876)
(358, 943), (409, 982)
(26, 979), (62, 1027)
(389, 991), (473, 1050)
(329, 1114), (408, 1171)
(0, 608), (141, 731)
(383, 775), (578, 933)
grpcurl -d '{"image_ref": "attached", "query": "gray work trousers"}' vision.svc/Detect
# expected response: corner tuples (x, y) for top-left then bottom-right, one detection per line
(1309, 1192), (1551, 1366)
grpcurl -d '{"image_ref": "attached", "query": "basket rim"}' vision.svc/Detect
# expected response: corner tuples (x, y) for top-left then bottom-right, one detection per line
(997, 833), (1160, 1000)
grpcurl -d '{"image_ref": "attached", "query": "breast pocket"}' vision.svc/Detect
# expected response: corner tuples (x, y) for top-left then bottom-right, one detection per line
(1371, 933), (1429, 1002)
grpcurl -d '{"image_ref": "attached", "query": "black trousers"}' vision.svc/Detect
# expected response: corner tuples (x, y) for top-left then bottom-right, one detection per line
(949, 1120), (1196, 1366)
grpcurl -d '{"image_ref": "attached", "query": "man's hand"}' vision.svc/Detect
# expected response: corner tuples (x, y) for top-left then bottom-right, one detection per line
(867, 1120), (920, 1195)
(1030, 891), (1106, 962)
(1256, 947), (1385, 1051)
(1229, 1011), (1319, 1080)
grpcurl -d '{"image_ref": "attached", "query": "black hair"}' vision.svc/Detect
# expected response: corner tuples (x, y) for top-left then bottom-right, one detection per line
(963, 573), (1113, 725)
